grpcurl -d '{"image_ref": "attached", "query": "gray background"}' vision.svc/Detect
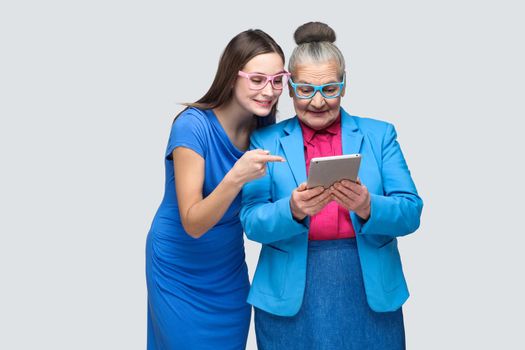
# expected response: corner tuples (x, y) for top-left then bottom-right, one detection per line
(1, 0), (524, 348)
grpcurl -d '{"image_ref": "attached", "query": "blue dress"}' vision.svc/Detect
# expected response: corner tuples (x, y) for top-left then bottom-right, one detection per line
(146, 108), (251, 349)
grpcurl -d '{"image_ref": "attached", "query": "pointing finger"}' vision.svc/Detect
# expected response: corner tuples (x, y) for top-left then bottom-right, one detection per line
(259, 155), (286, 163)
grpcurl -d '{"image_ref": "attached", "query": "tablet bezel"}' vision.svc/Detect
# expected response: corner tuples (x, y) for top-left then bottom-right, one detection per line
(306, 154), (361, 189)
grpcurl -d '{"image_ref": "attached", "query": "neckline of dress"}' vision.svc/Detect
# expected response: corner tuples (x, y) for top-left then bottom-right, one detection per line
(204, 108), (245, 157)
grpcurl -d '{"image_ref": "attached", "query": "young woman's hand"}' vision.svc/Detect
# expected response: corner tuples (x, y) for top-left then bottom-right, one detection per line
(289, 183), (332, 221)
(330, 178), (371, 220)
(227, 149), (285, 187)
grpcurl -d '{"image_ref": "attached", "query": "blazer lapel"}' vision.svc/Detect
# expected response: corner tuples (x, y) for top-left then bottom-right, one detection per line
(280, 119), (307, 187)
(340, 108), (365, 233)
(341, 108), (364, 156)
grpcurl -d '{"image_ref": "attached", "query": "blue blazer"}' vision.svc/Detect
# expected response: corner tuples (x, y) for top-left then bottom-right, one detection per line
(240, 108), (423, 316)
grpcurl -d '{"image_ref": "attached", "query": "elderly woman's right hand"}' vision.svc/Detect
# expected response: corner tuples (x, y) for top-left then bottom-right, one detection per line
(290, 183), (332, 221)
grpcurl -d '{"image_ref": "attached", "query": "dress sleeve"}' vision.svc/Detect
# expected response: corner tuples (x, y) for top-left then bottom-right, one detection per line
(165, 109), (208, 160)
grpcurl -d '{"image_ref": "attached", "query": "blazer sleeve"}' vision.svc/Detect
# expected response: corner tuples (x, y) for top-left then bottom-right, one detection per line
(359, 123), (423, 237)
(240, 132), (309, 245)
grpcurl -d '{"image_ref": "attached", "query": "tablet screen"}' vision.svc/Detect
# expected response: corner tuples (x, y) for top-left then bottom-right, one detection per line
(307, 154), (361, 189)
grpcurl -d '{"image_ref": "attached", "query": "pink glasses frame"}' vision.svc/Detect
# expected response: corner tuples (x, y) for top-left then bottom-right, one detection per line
(237, 71), (291, 90)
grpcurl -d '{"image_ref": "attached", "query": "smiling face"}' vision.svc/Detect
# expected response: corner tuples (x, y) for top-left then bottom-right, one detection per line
(290, 60), (345, 130)
(232, 52), (286, 117)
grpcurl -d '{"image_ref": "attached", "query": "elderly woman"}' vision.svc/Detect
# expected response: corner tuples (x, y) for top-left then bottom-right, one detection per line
(240, 22), (423, 349)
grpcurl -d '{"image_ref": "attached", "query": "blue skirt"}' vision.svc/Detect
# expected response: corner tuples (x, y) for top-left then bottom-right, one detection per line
(255, 238), (405, 350)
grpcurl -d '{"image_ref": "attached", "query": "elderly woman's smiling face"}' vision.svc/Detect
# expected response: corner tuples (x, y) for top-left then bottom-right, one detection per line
(289, 60), (345, 130)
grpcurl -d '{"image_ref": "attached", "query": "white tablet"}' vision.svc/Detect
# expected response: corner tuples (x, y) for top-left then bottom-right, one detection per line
(307, 154), (361, 189)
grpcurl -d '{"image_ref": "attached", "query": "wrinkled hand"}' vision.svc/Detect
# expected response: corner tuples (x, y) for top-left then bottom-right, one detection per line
(330, 178), (371, 220)
(290, 182), (332, 221)
(229, 149), (285, 186)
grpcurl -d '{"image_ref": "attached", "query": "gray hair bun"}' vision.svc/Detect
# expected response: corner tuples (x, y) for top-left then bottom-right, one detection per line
(294, 22), (336, 45)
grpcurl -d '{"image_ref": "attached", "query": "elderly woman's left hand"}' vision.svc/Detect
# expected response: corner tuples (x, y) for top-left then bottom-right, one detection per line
(330, 178), (371, 220)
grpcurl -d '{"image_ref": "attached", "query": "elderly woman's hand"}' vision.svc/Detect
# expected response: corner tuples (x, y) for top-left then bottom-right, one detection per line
(330, 179), (371, 220)
(290, 183), (332, 221)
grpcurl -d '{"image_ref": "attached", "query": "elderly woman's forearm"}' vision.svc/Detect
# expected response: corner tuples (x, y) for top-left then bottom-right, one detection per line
(359, 194), (423, 237)
(241, 198), (309, 244)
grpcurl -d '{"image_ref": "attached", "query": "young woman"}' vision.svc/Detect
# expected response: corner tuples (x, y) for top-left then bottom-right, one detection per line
(146, 29), (288, 349)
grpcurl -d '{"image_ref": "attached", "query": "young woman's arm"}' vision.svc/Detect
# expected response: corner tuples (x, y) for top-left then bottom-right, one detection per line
(174, 147), (284, 238)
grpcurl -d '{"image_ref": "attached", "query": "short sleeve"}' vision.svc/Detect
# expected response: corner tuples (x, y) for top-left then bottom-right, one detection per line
(165, 109), (209, 160)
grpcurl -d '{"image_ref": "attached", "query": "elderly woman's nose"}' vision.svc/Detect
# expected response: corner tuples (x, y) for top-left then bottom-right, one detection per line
(310, 91), (325, 107)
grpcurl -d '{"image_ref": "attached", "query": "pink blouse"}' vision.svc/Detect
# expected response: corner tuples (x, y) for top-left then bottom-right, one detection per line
(300, 115), (355, 240)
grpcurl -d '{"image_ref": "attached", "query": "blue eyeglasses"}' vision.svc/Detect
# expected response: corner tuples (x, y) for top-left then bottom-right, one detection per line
(289, 75), (345, 99)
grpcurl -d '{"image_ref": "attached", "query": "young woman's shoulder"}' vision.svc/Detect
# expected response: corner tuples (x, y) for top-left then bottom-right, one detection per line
(175, 107), (211, 127)
(167, 107), (212, 159)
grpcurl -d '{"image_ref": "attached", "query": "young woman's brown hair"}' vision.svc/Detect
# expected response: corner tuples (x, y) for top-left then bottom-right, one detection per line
(182, 29), (285, 127)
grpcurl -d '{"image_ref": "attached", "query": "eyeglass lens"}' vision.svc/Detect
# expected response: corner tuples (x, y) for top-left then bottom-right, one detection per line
(295, 84), (341, 98)
(248, 74), (286, 90)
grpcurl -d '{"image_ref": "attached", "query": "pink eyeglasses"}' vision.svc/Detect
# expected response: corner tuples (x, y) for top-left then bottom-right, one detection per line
(238, 71), (291, 90)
